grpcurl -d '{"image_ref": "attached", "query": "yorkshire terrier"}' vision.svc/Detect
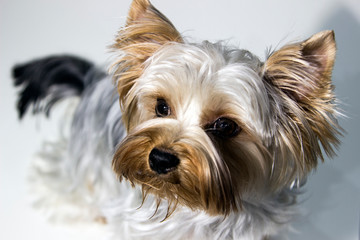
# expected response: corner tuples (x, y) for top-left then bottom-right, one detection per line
(13, 0), (342, 239)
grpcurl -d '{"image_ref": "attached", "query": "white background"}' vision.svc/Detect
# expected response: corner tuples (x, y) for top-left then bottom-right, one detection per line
(1, 0), (359, 239)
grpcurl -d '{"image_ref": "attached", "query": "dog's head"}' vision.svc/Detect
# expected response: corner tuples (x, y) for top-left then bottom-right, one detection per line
(111, 0), (341, 216)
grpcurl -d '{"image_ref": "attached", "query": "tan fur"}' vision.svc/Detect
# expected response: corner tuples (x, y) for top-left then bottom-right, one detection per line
(263, 30), (342, 183)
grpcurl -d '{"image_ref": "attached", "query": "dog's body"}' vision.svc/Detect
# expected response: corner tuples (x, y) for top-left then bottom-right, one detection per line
(13, 0), (341, 239)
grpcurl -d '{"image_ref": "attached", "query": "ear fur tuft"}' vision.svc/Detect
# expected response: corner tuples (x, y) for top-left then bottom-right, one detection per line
(263, 30), (342, 176)
(110, 0), (183, 112)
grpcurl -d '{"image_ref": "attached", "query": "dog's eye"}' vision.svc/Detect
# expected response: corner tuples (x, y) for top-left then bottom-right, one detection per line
(155, 99), (171, 117)
(207, 117), (240, 138)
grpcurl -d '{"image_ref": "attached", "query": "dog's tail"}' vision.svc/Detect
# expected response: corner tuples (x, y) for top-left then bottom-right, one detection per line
(13, 55), (105, 119)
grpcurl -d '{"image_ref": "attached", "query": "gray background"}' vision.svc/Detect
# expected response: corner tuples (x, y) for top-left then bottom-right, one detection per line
(1, 0), (359, 239)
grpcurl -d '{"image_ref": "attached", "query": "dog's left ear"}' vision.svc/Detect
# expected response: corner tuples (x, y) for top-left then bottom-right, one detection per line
(263, 30), (341, 172)
(111, 0), (183, 108)
(264, 30), (336, 102)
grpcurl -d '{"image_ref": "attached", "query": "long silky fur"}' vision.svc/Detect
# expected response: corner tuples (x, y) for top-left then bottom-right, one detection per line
(14, 0), (342, 239)
(15, 49), (302, 238)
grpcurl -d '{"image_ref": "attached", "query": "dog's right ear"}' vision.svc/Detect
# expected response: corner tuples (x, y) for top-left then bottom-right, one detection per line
(111, 0), (183, 108)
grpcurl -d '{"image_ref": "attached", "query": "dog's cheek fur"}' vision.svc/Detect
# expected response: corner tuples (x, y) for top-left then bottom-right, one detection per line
(219, 132), (272, 194)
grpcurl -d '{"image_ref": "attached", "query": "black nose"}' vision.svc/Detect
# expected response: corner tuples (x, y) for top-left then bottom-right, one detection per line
(149, 148), (180, 174)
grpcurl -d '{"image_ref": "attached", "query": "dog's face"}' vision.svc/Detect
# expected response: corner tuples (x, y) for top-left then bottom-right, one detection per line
(111, 0), (340, 216)
(113, 42), (271, 215)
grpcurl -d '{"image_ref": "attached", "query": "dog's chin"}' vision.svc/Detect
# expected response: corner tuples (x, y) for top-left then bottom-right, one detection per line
(130, 167), (181, 187)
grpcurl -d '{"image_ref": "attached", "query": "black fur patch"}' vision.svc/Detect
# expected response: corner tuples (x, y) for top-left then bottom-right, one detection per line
(13, 55), (100, 118)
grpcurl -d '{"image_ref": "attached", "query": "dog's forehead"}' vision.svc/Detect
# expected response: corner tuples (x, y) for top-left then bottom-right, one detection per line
(139, 42), (264, 95)
(135, 42), (269, 130)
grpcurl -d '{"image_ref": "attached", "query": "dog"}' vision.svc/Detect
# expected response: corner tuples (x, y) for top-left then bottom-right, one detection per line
(13, 0), (342, 239)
